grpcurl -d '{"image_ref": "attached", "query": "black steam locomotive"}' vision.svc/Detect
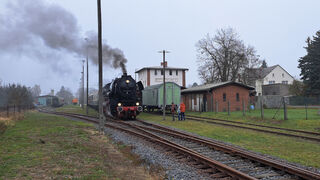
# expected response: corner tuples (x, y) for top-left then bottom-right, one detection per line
(103, 73), (144, 119)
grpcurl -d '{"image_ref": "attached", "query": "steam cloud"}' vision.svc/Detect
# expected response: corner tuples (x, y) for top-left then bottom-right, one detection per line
(0, 0), (127, 73)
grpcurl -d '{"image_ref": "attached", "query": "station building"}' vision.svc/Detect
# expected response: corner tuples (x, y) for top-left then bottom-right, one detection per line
(135, 62), (188, 88)
(181, 81), (254, 112)
(35, 95), (59, 106)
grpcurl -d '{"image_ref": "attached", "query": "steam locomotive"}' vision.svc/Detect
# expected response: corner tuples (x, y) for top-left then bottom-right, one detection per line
(103, 73), (144, 120)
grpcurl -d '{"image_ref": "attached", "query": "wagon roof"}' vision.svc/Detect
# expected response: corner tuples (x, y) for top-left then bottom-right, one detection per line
(135, 66), (188, 73)
(181, 81), (255, 94)
(144, 82), (181, 90)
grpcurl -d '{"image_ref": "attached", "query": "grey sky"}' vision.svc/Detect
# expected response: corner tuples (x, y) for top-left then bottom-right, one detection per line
(0, 0), (319, 95)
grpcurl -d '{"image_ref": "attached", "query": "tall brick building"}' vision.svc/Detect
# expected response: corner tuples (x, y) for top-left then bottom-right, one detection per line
(181, 82), (254, 112)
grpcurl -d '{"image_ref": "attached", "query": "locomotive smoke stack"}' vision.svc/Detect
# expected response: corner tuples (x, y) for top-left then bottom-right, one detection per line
(120, 62), (127, 75)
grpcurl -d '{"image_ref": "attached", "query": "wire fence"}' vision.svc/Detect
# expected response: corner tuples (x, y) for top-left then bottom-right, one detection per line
(252, 95), (320, 120)
(189, 95), (320, 121)
(288, 96), (320, 106)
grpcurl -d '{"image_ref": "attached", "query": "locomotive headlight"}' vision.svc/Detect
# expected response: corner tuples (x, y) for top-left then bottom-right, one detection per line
(126, 80), (130, 84)
(117, 103), (122, 107)
(136, 102), (140, 106)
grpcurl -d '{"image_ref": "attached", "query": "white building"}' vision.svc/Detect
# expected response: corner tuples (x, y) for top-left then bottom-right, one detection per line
(135, 62), (188, 88)
(247, 65), (294, 96)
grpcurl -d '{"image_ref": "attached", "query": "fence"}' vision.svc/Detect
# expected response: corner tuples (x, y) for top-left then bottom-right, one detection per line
(0, 105), (34, 117)
(190, 95), (320, 120)
(288, 96), (320, 106)
(252, 95), (320, 120)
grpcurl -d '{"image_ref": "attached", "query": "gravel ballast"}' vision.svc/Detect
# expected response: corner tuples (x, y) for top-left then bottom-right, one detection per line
(104, 127), (212, 180)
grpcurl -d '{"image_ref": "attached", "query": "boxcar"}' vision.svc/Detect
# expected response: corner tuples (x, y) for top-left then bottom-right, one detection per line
(142, 82), (181, 112)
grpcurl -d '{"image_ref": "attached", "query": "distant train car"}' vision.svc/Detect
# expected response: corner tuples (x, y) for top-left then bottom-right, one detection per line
(142, 82), (181, 112)
(103, 73), (144, 119)
(72, 98), (78, 105)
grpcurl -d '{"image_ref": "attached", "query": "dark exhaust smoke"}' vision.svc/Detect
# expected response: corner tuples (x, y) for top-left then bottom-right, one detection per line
(0, 0), (127, 73)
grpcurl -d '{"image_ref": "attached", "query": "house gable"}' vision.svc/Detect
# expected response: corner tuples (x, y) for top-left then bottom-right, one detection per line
(263, 65), (294, 85)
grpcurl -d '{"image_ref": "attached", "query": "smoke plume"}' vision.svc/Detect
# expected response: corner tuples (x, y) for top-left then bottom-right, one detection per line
(0, 0), (127, 73)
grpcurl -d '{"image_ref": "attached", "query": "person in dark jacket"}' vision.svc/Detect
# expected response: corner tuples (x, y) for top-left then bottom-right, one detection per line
(171, 102), (176, 121)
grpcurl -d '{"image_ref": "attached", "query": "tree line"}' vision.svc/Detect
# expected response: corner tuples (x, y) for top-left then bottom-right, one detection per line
(0, 83), (34, 107)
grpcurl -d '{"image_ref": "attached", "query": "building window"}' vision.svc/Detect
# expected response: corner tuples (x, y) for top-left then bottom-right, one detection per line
(176, 70), (178, 76)
(155, 70), (157, 75)
(282, 73), (284, 78)
(161, 70), (163, 75)
(236, 93), (240, 102)
(169, 70), (172, 76)
(272, 73), (274, 77)
(223, 93), (226, 102)
(269, 81), (275, 84)
(282, 81), (288, 84)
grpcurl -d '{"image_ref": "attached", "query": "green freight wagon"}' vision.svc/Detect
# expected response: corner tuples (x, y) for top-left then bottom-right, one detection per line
(142, 82), (181, 111)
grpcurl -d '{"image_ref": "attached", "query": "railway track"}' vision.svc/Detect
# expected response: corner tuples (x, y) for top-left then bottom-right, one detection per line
(147, 112), (320, 143)
(39, 110), (320, 180)
(187, 114), (320, 136)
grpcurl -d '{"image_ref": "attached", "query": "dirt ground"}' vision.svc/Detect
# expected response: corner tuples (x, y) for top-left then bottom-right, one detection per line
(0, 112), (165, 180)
(85, 129), (165, 180)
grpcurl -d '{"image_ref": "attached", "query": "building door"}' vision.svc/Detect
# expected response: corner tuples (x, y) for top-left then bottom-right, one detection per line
(203, 95), (207, 112)
(191, 94), (194, 111)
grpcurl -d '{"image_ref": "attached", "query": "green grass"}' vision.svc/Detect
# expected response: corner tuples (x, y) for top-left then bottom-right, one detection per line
(55, 104), (98, 117)
(185, 108), (320, 133)
(139, 112), (320, 168)
(0, 112), (109, 179)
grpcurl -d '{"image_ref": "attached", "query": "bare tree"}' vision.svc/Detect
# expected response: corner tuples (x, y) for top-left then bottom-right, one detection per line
(196, 28), (261, 84)
(289, 80), (306, 96)
(30, 84), (41, 97)
(56, 86), (74, 104)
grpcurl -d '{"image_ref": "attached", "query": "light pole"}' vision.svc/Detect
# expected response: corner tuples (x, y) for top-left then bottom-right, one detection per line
(158, 50), (170, 120)
(85, 38), (89, 115)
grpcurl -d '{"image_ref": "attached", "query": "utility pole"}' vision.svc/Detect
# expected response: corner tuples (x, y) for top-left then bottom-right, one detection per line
(85, 38), (89, 115)
(158, 50), (170, 120)
(82, 60), (85, 109)
(97, 0), (105, 133)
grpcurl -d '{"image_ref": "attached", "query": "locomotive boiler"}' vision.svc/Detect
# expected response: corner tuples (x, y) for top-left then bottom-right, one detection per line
(103, 73), (144, 119)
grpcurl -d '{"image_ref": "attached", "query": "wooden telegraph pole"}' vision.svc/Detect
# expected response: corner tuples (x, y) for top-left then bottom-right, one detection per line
(158, 50), (170, 120)
(97, 0), (105, 132)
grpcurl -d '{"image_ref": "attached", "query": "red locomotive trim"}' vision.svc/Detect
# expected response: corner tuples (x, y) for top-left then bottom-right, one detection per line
(117, 106), (138, 112)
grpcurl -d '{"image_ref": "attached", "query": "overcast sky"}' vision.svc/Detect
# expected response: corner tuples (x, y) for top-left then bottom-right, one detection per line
(0, 0), (319, 95)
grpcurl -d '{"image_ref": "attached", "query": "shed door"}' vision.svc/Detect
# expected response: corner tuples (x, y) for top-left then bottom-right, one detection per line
(191, 94), (194, 111)
(203, 95), (207, 112)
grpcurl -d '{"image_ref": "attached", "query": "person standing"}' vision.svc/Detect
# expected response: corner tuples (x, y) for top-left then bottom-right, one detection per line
(171, 102), (176, 121)
(177, 104), (181, 120)
(180, 102), (186, 120)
